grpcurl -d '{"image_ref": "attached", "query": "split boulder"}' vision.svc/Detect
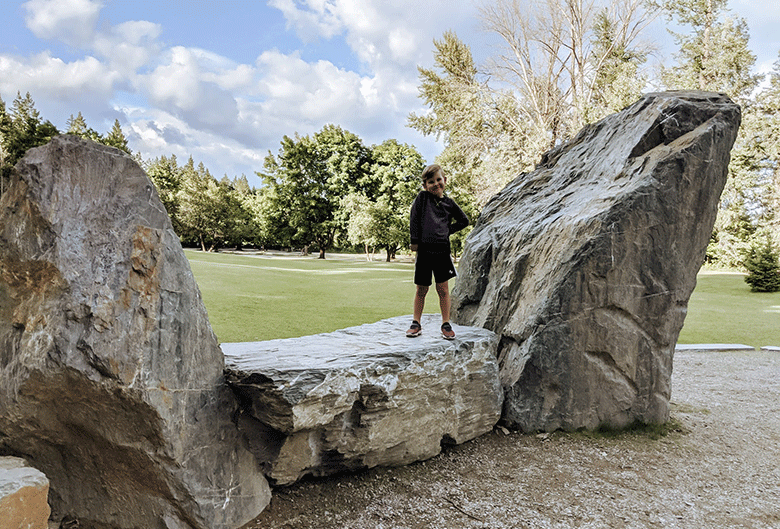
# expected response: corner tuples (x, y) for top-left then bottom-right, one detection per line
(453, 91), (741, 432)
(0, 136), (270, 528)
(223, 314), (502, 485)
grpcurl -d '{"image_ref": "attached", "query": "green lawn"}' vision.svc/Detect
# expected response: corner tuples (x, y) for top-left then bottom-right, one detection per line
(677, 271), (780, 347)
(185, 250), (425, 342)
(186, 250), (779, 346)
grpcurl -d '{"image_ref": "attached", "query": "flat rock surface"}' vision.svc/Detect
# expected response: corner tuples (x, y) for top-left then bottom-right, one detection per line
(223, 315), (503, 485)
(224, 315), (495, 372)
(242, 349), (780, 528)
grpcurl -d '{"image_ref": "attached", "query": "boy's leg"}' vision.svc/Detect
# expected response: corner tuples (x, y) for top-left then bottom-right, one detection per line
(413, 285), (428, 323)
(435, 281), (450, 323)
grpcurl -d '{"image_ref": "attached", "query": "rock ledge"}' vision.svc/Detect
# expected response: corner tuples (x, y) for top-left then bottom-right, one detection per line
(223, 314), (503, 485)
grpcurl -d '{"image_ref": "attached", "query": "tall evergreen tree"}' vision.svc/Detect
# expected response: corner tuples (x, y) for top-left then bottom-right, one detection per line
(0, 92), (59, 196)
(755, 54), (780, 250)
(66, 111), (102, 142)
(104, 119), (131, 154)
(654, 0), (762, 266)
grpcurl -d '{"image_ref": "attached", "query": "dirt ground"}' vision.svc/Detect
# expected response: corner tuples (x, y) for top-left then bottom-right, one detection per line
(243, 350), (780, 529)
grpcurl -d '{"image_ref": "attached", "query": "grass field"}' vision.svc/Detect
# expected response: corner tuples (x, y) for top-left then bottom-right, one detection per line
(186, 250), (780, 346)
(676, 270), (780, 347)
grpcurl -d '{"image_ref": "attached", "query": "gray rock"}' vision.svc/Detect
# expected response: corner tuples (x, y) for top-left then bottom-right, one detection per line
(453, 91), (741, 432)
(223, 314), (502, 485)
(0, 136), (270, 529)
(0, 457), (50, 529)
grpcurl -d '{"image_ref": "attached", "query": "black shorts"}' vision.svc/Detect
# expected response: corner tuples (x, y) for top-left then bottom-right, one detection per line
(414, 250), (457, 286)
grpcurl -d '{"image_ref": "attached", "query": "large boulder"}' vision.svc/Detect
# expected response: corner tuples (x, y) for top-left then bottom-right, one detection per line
(453, 91), (741, 432)
(0, 136), (270, 528)
(223, 314), (502, 485)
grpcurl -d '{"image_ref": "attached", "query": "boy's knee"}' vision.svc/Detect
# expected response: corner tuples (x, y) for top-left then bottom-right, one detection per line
(416, 285), (429, 296)
(435, 282), (449, 296)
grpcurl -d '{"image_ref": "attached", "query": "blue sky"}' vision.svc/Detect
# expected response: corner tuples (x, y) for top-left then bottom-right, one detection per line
(2, 0), (779, 188)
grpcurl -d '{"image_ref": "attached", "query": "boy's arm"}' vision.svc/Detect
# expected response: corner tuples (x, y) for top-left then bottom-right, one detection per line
(409, 193), (423, 250)
(448, 200), (469, 234)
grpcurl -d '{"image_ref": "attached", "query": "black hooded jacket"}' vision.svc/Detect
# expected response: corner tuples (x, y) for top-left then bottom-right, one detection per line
(409, 190), (469, 253)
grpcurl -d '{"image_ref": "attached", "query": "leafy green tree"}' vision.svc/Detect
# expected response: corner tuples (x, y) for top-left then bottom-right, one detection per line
(260, 125), (371, 258)
(408, 31), (503, 207)
(586, 9), (649, 123)
(0, 92), (59, 196)
(364, 139), (426, 260)
(223, 175), (260, 250)
(743, 238), (780, 292)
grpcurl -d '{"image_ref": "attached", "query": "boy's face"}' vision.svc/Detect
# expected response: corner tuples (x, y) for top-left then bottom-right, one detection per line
(423, 170), (446, 198)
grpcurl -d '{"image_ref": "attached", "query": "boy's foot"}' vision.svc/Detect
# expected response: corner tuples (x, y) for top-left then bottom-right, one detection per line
(441, 322), (455, 340)
(406, 320), (422, 337)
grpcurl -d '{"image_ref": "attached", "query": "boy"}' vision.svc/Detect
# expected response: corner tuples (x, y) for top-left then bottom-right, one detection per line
(406, 164), (469, 339)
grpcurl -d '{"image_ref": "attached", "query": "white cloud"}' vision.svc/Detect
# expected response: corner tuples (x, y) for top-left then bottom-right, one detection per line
(0, 51), (117, 100)
(269, 0), (344, 41)
(92, 20), (162, 73)
(5, 0), (465, 181)
(23, 0), (102, 47)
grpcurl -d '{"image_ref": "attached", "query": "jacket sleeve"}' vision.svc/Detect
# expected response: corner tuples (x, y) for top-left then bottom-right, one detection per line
(409, 192), (424, 245)
(448, 200), (469, 235)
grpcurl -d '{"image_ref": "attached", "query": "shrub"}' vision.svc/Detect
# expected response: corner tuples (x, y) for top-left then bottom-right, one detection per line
(743, 239), (780, 293)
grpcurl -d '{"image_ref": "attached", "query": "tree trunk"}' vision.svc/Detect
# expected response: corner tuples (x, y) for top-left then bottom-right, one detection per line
(318, 248), (326, 259)
(200, 234), (206, 252)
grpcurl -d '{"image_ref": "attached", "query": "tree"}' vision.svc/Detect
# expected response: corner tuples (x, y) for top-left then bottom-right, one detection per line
(66, 111), (102, 142)
(363, 139), (426, 260)
(177, 157), (230, 251)
(654, 0), (762, 267)
(104, 119), (131, 154)
(145, 154), (183, 232)
(409, 2), (653, 208)
(260, 125), (371, 258)
(755, 54), (780, 251)
(408, 31), (506, 207)
(0, 92), (59, 196)
(743, 238), (780, 292)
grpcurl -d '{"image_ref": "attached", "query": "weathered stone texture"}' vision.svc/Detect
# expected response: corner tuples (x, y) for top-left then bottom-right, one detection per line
(223, 314), (502, 485)
(0, 136), (270, 529)
(0, 457), (50, 529)
(453, 91), (741, 432)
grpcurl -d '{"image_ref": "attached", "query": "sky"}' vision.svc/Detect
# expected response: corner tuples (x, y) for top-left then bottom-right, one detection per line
(2, 0), (779, 189)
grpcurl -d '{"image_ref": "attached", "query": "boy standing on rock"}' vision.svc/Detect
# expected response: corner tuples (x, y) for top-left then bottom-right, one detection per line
(406, 164), (469, 340)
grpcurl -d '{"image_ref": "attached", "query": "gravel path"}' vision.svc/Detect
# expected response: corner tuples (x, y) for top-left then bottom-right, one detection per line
(243, 350), (780, 529)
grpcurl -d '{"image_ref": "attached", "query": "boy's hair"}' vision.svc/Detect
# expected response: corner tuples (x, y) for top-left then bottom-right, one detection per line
(421, 164), (443, 182)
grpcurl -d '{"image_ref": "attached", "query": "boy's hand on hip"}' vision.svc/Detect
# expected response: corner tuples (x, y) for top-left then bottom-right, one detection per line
(410, 244), (418, 252)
